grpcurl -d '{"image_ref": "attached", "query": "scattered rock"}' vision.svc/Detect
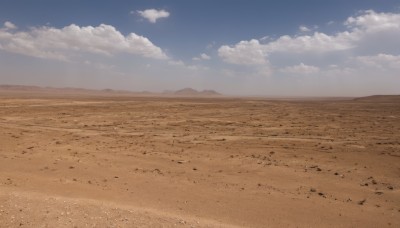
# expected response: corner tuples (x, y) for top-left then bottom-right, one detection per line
(310, 188), (317, 192)
(358, 199), (366, 205)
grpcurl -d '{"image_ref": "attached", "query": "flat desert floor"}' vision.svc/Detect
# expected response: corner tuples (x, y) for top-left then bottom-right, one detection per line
(0, 93), (399, 227)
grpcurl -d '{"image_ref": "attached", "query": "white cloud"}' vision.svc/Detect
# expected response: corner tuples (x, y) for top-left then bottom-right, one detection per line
(218, 10), (400, 67)
(168, 60), (185, 66)
(0, 22), (168, 61)
(218, 39), (268, 65)
(280, 63), (320, 74)
(136, 9), (170, 23)
(327, 21), (335, 26)
(218, 31), (356, 66)
(345, 10), (400, 32)
(168, 59), (209, 72)
(193, 53), (211, 61)
(299, 25), (311, 32)
(266, 32), (357, 53)
(355, 54), (400, 69)
(200, 53), (211, 60)
(4, 21), (17, 30)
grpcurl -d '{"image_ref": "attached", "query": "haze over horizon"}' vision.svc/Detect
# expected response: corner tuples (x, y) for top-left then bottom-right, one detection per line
(0, 0), (399, 97)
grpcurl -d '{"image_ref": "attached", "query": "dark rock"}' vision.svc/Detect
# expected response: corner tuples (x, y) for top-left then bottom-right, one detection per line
(358, 199), (366, 205)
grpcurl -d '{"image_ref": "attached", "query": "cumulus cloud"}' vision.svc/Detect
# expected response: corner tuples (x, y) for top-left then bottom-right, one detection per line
(136, 9), (170, 23)
(193, 53), (211, 61)
(0, 22), (168, 61)
(345, 10), (400, 32)
(280, 63), (320, 74)
(218, 10), (400, 71)
(168, 60), (185, 66)
(355, 54), (400, 69)
(218, 31), (356, 67)
(266, 32), (357, 53)
(218, 39), (268, 65)
(4, 21), (17, 30)
(299, 25), (311, 32)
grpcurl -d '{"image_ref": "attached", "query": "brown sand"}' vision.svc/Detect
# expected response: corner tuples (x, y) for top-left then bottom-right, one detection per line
(0, 92), (399, 227)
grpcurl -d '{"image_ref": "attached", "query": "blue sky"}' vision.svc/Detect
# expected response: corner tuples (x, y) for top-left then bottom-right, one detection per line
(0, 0), (399, 96)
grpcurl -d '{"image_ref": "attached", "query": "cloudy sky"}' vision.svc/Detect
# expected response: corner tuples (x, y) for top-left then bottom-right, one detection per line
(0, 0), (399, 96)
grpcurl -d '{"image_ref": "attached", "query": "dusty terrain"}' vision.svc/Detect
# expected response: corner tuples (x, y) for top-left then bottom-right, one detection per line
(0, 91), (399, 227)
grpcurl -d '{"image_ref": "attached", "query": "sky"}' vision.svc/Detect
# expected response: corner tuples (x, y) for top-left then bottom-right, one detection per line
(0, 0), (399, 96)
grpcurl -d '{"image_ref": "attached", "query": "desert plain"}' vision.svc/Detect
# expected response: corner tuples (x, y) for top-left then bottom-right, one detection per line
(0, 89), (399, 227)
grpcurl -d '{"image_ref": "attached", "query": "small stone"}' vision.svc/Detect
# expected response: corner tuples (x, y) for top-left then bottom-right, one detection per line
(358, 199), (366, 205)
(310, 188), (317, 192)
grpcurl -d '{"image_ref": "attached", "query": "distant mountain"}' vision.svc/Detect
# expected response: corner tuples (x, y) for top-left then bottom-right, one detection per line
(0, 84), (136, 95)
(173, 88), (221, 96)
(174, 88), (199, 95)
(199, 90), (220, 96)
(0, 85), (222, 97)
(0, 85), (42, 91)
(354, 95), (400, 102)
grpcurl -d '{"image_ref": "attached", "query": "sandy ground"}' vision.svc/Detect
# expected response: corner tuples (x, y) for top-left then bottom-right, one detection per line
(0, 93), (399, 227)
